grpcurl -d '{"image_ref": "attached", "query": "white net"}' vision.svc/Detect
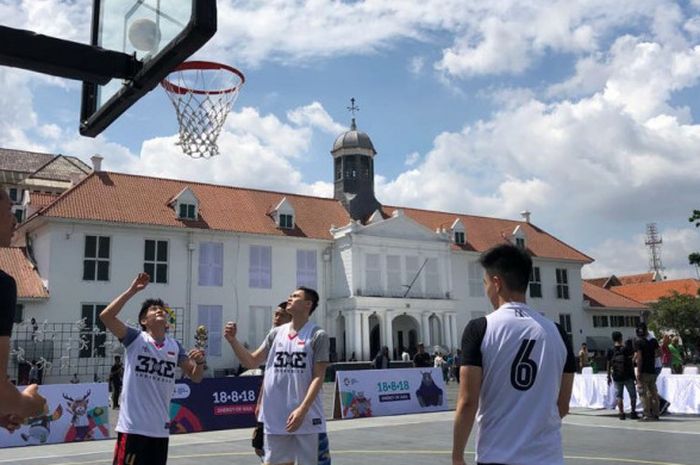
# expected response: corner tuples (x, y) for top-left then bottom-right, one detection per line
(162, 62), (244, 159)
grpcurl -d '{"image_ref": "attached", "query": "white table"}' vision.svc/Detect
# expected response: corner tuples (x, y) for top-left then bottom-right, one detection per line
(570, 373), (700, 414)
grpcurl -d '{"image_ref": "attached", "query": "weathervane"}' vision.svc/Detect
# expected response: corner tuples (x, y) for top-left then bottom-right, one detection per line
(347, 97), (359, 130)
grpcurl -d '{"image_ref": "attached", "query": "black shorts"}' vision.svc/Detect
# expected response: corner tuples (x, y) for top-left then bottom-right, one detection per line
(113, 432), (169, 465)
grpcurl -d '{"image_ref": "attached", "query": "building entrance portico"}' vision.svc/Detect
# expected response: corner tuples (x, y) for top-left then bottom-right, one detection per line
(328, 297), (458, 361)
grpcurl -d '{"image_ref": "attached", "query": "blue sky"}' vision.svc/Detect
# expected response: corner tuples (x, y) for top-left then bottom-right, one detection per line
(2, 0), (700, 279)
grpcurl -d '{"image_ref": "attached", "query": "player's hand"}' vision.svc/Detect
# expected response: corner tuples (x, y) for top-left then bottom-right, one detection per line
(224, 322), (238, 342)
(0, 414), (22, 433)
(285, 406), (307, 432)
(18, 384), (46, 418)
(187, 348), (206, 365)
(128, 272), (150, 293)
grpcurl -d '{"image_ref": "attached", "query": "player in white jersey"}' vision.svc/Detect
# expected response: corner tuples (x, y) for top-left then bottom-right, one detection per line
(452, 244), (575, 465)
(225, 287), (330, 465)
(100, 273), (206, 465)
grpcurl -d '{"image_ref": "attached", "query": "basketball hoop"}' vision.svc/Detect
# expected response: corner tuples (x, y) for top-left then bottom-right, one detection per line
(161, 61), (245, 159)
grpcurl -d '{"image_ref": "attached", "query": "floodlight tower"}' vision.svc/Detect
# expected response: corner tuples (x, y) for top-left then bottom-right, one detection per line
(645, 223), (665, 280)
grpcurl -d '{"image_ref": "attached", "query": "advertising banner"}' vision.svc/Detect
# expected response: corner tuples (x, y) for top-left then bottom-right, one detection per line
(334, 368), (449, 419)
(169, 376), (262, 434)
(0, 383), (110, 448)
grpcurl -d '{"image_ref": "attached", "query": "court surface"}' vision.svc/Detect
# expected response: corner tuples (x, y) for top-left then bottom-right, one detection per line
(1, 383), (698, 465)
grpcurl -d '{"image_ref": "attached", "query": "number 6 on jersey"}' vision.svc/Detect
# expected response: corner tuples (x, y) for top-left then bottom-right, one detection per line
(511, 339), (538, 391)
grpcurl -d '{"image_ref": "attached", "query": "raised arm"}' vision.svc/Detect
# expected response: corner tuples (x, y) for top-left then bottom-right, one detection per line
(224, 322), (268, 369)
(99, 273), (149, 340)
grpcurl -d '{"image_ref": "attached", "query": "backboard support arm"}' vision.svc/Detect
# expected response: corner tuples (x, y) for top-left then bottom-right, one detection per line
(0, 26), (142, 85)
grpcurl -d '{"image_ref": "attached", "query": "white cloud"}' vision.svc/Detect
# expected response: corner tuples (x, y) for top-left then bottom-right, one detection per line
(287, 102), (346, 134)
(404, 151), (420, 166)
(583, 227), (700, 280)
(57, 103), (340, 197)
(408, 56), (425, 75)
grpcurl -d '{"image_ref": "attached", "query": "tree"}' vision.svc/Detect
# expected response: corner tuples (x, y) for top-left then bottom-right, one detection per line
(690, 252), (700, 279)
(689, 210), (700, 278)
(649, 291), (700, 359)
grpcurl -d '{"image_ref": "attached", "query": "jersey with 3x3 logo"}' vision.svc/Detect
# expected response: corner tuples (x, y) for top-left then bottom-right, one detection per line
(260, 321), (329, 434)
(116, 328), (185, 438)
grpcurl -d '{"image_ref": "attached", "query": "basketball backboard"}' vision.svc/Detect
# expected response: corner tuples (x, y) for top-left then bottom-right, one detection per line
(80, 0), (217, 137)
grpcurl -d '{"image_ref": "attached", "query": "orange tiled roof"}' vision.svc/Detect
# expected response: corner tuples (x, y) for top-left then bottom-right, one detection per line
(28, 192), (60, 209)
(386, 206), (592, 262)
(0, 248), (48, 299)
(22, 172), (592, 262)
(617, 272), (655, 285)
(582, 281), (646, 310)
(612, 279), (700, 303)
(584, 277), (610, 288)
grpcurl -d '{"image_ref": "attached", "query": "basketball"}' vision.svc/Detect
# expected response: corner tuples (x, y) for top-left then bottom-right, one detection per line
(128, 18), (161, 52)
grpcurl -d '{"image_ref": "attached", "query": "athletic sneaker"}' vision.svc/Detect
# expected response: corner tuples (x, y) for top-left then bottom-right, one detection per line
(659, 400), (670, 415)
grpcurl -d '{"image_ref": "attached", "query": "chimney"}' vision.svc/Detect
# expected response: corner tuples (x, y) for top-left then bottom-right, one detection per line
(520, 210), (531, 223)
(90, 154), (103, 172)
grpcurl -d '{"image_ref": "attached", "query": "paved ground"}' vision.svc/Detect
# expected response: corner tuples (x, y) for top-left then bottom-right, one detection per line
(2, 382), (698, 465)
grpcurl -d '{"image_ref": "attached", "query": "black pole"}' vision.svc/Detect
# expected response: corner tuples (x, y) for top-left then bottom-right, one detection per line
(0, 26), (141, 84)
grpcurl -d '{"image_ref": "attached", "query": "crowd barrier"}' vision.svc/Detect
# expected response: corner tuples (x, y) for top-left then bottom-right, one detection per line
(570, 373), (700, 414)
(333, 367), (449, 419)
(1, 376), (263, 448)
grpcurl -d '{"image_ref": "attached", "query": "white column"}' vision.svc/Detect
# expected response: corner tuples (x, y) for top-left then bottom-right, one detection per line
(450, 313), (459, 351)
(442, 313), (451, 349)
(353, 311), (362, 361)
(421, 312), (431, 346)
(361, 311), (370, 361)
(384, 310), (394, 358)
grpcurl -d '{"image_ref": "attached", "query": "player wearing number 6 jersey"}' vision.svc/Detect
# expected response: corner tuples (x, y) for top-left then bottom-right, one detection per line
(100, 273), (206, 465)
(452, 244), (576, 465)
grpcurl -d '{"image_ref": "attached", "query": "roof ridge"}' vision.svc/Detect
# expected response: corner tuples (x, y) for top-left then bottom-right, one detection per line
(97, 171), (343, 202)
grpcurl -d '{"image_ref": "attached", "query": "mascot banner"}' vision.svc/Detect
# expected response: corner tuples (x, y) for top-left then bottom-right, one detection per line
(0, 383), (109, 448)
(333, 368), (449, 419)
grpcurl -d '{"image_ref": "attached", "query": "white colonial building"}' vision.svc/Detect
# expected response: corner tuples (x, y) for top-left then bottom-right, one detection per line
(8, 122), (593, 382)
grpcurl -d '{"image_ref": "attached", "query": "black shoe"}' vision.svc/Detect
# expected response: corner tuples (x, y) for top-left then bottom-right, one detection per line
(618, 413), (626, 420)
(660, 401), (670, 415)
(630, 412), (639, 420)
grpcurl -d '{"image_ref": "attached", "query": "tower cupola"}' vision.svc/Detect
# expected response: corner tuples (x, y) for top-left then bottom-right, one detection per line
(331, 98), (380, 221)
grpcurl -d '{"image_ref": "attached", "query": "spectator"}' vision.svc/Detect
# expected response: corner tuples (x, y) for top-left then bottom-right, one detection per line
(578, 343), (590, 372)
(401, 348), (410, 362)
(660, 334), (671, 368)
(413, 343), (431, 368)
(606, 331), (638, 420)
(668, 336), (684, 374)
(373, 346), (390, 369)
(29, 360), (39, 384)
(634, 323), (660, 421)
(70, 373), (80, 384)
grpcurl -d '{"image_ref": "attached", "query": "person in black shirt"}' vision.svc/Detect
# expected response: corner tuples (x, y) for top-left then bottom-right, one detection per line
(413, 342), (432, 367)
(606, 331), (638, 420)
(109, 355), (124, 408)
(634, 322), (660, 421)
(0, 189), (46, 430)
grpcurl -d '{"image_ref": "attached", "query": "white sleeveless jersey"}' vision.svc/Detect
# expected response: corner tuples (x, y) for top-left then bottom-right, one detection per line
(116, 328), (185, 438)
(462, 302), (574, 465)
(259, 321), (329, 434)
